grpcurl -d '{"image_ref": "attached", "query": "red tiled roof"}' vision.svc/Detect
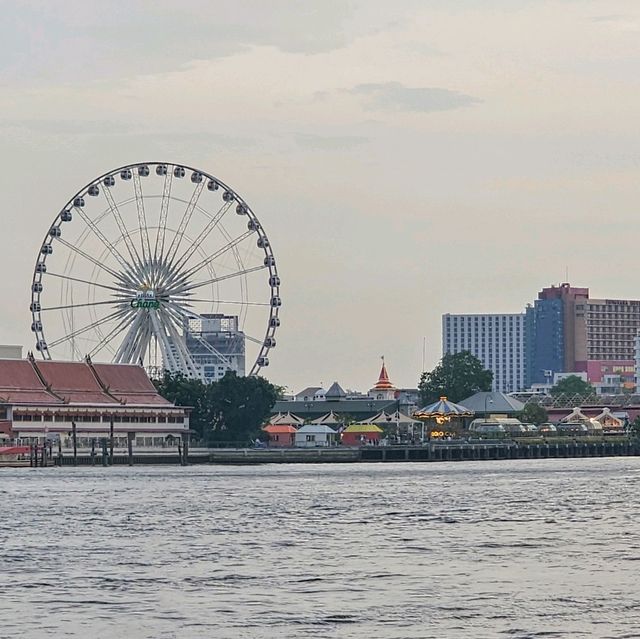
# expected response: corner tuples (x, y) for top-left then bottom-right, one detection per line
(36, 360), (106, 393)
(0, 390), (59, 404)
(0, 358), (171, 407)
(263, 424), (297, 434)
(91, 363), (159, 393)
(91, 363), (170, 405)
(0, 359), (53, 391)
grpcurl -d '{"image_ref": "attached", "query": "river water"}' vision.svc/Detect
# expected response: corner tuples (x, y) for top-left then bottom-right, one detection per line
(2, 458), (640, 638)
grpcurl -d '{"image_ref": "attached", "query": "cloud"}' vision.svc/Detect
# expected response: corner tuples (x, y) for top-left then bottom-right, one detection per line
(293, 133), (368, 150)
(348, 82), (480, 113)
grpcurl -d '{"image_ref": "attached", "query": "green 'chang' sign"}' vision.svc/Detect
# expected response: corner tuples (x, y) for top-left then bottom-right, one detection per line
(131, 299), (160, 309)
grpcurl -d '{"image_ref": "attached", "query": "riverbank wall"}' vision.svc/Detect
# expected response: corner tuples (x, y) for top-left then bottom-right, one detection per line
(40, 438), (640, 466)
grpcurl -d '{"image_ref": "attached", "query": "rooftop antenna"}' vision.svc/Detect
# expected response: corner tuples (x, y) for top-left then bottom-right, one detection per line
(565, 265), (569, 284)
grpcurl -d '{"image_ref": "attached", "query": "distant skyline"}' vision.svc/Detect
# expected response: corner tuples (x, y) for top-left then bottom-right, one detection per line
(1, 0), (640, 393)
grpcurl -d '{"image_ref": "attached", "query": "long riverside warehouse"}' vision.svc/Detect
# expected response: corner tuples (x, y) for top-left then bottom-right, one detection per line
(0, 354), (190, 449)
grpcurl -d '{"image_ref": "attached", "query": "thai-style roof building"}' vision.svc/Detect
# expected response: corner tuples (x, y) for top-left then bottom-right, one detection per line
(1, 355), (190, 447)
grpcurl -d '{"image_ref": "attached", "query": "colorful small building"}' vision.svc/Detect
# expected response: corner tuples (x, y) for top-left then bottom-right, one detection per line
(341, 423), (383, 446)
(263, 424), (297, 447)
(294, 424), (337, 448)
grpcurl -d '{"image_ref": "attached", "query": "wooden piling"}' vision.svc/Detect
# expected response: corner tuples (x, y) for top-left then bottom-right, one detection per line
(182, 434), (189, 466)
(101, 438), (108, 466)
(90, 438), (96, 465)
(71, 421), (78, 467)
(127, 432), (134, 466)
(109, 419), (114, 465)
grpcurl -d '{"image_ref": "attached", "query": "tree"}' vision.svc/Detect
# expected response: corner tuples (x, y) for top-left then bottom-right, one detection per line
(629, 415), (640, 437)
(518, 403), (548, 426)
(418, 351), (493, 405)
(153, 370), (281, 444)
(153, 371), (208, 437)
(550, 375), (595, 398)
(206, 372), (281, 444)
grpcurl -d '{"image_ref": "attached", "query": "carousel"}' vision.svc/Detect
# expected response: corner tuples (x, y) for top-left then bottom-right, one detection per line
(413, 396), (474, 439)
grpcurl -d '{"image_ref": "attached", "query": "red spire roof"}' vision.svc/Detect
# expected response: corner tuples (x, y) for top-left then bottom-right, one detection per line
(373, 359), (396, 391)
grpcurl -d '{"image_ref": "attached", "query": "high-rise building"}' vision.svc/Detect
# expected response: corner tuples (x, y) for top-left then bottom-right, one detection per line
(444, 283), (640, 392)
(525, 283), (588, 385)
(442, 313), (525, 393)
(184, 313), (245, 382)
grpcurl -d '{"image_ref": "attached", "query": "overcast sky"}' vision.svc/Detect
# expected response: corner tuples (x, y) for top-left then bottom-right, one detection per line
(1, 0), (640, 393)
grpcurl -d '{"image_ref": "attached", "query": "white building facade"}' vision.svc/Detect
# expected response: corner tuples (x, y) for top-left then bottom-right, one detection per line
(442, 313), (526, 393)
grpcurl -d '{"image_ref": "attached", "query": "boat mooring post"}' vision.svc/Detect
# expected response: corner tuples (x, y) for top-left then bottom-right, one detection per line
(57, 437), (63, 466)
(90, 438), (96, 465)
(177, 437), (183, 465)
(127, 432), (134, 466)
(182, 433), (189, 466)
(71, 421), (78, 467)
(101, 438), (108, 467)
(109, 418), (114, 465)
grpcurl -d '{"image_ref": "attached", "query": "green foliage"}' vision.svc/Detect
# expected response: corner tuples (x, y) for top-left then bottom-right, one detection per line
(418, 351), (493, 405)
(153, 371), (280, 444)
(206, 372), (281, 444)
(629, 415), (640, 437)
(153, 371), (209, 437)
(518, 403), (548, 426)
(549, 375), (595, 398)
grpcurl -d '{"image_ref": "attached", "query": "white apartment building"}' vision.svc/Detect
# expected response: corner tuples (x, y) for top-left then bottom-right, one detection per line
(442, 313), (526, 393)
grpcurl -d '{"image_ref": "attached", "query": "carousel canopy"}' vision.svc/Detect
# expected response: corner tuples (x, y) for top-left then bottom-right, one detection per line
(413, 396), (474, 420)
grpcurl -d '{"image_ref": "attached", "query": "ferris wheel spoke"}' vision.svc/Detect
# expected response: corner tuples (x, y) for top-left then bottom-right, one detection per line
(40, 299), (125, 312)
(89, 309), (138, 359)
(158, 309), (198, 374)
(148, 311), (178, 372)
(74, 207), (137, 278)
(244, 333), (265, 346)
(102, 184), (144, 270)
(56, 237), (130, 284)
(115, 311), (147, 363)
(164, 181), (206, 267)
(173, 229), (254, 285)
(46, 272), (132, 295)
(133, 171), (152, 267)
(170, 298), (271, 307)
(169, 264), (267, 297)
(154, 170), (173, 264)
(170, 201), (233, 276)
(47, 306), (131, 349)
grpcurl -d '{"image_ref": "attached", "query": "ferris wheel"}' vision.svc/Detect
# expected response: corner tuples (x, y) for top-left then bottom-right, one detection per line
(30, 162), (281, 380)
